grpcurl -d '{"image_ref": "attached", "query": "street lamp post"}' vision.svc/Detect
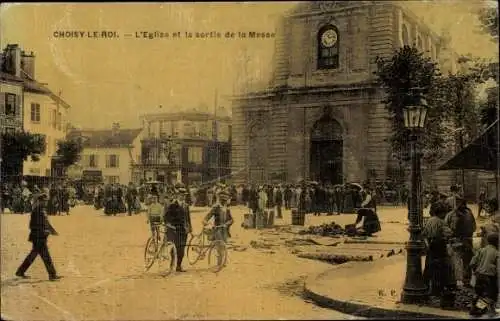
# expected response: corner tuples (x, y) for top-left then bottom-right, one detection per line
(401, 91), (429, 304)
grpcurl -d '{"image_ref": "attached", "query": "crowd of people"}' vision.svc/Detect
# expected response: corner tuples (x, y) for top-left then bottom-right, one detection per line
(5, 177), (498, 317)
(422, 185), (499, 317)
(1, 180), (77, 215)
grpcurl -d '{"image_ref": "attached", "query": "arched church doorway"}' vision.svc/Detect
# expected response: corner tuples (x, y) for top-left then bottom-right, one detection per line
(309, 116), (343, 185)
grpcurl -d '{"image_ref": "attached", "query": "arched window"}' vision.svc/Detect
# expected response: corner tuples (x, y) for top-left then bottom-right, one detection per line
(402, 24), (409, 46)
(317, 25), (339, 70)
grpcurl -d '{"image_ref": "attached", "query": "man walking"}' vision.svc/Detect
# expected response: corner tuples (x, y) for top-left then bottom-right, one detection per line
(15, 193), (61, 281)
(164, 184), (192, 272)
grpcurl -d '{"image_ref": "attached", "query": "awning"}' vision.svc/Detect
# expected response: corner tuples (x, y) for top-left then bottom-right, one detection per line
(438, 120), (499, 171)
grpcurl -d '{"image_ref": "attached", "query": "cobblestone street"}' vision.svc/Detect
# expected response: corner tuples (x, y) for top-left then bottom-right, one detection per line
(1, 205), (358, 320)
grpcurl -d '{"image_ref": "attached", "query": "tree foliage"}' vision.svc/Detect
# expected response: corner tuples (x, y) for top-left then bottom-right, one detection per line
(478, 5), (499, 40)
(375, 46), (445, 164)
(54, 137), (84, 168)
(436, 72), (481, 148)
(479, 86), (499, 127)
(1, 130), (46, 177)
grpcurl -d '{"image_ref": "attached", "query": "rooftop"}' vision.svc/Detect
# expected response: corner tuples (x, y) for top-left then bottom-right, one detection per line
(140, 107), (231, 122)
(68, 128), (142, 149)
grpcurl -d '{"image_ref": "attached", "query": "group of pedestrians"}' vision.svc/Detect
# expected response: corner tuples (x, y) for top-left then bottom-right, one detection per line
(1, 180), (76, 215)
(422, 185), (498, 316)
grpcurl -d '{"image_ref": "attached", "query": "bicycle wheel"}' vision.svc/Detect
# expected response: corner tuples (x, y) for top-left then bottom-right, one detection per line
(186, 234), (203, 265)
(157, 242), (177, 276)
(144, 236), (158, 271)
(207, 240), (227, 272)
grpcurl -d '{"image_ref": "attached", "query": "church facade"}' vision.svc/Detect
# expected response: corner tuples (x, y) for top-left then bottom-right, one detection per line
(231, 1), (456, 185)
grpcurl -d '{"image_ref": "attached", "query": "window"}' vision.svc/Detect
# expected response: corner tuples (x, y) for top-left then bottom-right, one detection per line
(317, 25), (340, 70)
(159, 121), (171, 138)
(172, 121), (179, 137)
(218, 123), (230, 142)
(51, 110), (57, 129)
(198, 121), (208, 137)
(187, 146), (203, 164)
(402, 24), (410, 46)
(417, 36), (423, 50)
(89, 155), (98, 168)
(5, 93), (16, 116)
(106, 176), (120, 184)
(106, 155), (119, 168)
(183, 121), (196, 137)
(30, 103), (41, 122)
(57, 111), (62, 130)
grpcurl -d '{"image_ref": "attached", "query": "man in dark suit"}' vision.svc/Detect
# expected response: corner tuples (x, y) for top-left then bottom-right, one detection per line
(164, 184), (192, 272)
(15, 193), (61, 281)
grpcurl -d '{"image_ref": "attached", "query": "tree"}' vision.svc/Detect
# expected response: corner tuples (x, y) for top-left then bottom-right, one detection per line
(54, 137), (84, 171)
(1, 130), (46, 181)
(480, 86), (499, 126)
(435, 70), (482, 193)
(375, 46), (446, 166)
(478, 5), (499, 41)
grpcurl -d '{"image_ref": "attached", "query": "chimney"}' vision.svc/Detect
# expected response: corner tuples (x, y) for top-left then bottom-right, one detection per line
(5, 44), (21, 77)
(21, 50), (35, 79)
(112, 122), (120, 135)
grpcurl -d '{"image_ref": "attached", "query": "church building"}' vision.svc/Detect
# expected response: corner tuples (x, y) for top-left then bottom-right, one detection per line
(231, 1), (457, 185)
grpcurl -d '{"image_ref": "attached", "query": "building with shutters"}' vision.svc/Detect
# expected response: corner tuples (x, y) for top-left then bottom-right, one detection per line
(134, 108), (231, 186)
(67, 124), (143, 185)
(231, 1), (459, 186)
(1, 44), (71, 180)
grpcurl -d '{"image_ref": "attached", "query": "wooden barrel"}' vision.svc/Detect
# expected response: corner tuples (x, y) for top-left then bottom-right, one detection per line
(267, 210), (275, 227)
(291, 209), (305, 226)
(243, 214), (254, 229)
(256, 212), (265, 229)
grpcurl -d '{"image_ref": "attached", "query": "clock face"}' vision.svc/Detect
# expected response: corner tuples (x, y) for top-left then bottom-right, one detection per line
(321, 29), (338, 47)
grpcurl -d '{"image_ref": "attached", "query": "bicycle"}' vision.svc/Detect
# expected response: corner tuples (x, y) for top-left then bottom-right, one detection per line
(144, 224), (177, 275)
(186, 224), (228, 272)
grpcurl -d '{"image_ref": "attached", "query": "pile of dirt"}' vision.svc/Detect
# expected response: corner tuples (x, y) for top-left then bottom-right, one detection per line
(298, 222), (346, 237)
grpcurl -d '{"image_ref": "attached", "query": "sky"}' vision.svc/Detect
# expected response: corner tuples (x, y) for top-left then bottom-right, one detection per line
(0, 1), (498, 129)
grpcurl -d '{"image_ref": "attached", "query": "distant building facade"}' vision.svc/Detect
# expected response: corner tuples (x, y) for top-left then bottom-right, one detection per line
(231, 1), (458, 186)
(68, 124), (142, 185)
(20, 51), (70, 178)
(1, 44), (71, 179)
(134, 109), (231, 185)
(0, 45), (24, 133)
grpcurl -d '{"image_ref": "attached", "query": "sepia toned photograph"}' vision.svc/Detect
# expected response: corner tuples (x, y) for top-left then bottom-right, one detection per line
(0, 1), (499, 320)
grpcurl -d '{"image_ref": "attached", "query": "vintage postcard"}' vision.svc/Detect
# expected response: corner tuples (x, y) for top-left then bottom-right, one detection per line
(0, 1), (499, 320)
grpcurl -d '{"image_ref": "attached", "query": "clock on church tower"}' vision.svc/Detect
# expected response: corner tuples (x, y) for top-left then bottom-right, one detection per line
(317, 26), (339, 69)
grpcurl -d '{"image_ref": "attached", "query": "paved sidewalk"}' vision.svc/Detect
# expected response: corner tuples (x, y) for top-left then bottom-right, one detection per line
(304, 254), (470, 319)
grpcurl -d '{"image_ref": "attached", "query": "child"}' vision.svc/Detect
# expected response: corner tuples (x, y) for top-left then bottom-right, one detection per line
(469, 232), (498, 317)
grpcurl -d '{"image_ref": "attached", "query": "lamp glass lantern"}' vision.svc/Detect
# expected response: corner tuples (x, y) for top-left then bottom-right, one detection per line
(403, 101), (428, 129)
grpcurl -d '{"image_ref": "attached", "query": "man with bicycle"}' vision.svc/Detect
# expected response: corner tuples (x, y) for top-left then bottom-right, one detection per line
(203, 190), (234, 242)
(164, 184), (192, 272)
